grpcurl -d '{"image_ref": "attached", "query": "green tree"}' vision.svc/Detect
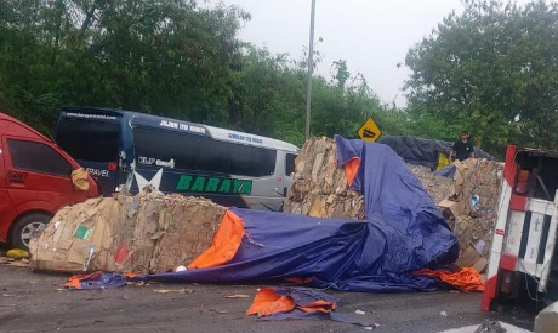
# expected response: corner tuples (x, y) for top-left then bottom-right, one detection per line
(0, 0), (407, 148)
(405, 0), (558, 155)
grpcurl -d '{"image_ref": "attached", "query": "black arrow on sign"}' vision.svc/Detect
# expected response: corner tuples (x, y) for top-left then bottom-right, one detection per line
(363, 129), (376, 138)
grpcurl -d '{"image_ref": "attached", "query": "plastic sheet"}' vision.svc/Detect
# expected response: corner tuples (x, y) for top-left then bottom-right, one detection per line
(144, 137), (459, 292)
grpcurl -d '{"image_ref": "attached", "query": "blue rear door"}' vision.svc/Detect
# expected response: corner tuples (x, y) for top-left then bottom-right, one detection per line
(54, 112), (123, 195)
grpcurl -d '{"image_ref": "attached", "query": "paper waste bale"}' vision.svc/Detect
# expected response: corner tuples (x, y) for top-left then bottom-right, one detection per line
(30, 190), (226, 273)
(284, 137), (365, 219)
(445, 159), (503, 271)
(284, 138), (454, 220)
(285, 137), (503, 273)
(415, 158), (502, 272)
(408, 165), (455, 204)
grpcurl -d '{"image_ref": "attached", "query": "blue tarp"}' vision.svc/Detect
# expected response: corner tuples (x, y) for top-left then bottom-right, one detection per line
(434, 164), (457, 178)
(144, 136), (459, 292)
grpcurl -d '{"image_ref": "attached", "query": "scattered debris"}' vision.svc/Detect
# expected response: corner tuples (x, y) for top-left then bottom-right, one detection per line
(209, 308), (229, 314)
(440, 311), (447, 317)
(354, 310), (366, 315)
(8, 260), (29, 267)
(474, 320), (507, 333)
(154, 289), (194, 294)
(364, 323), (381, 330)
(225, 295), (251, 298)
(71, 168), (90, 191)
(65, 272), (128, 290)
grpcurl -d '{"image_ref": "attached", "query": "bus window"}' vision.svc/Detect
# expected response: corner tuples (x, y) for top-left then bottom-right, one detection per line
(285, 153), (296, 176)
(196, 136), (276, 177)
(133, 126), (276, 177)
(56, 118), (120, 163)
(231, 142), (276, 177)
(133, 127), (198, 170)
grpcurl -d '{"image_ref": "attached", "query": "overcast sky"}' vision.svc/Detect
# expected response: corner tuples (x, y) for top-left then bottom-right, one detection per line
(217, 0), (531, 106)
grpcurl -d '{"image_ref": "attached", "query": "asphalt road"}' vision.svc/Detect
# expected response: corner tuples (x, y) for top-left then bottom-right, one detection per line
(0, 266), (534, 333)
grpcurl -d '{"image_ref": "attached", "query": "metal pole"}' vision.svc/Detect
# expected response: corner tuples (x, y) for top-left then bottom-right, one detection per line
(305, 0), (316, 141)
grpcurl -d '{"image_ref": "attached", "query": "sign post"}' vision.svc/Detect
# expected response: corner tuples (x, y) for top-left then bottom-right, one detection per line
(358, 118), (382, 143)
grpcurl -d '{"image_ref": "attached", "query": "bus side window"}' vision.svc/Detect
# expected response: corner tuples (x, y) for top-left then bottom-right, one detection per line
(133, 126), (276, 177)
(133, 127), (198, 170)
(285, 153), (296, 176)
(197, 137), (276, 177)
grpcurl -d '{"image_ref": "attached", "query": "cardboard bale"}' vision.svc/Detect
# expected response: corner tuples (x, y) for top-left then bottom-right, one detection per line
(408, 165), (456, 204)
(283, 137), (502, 272)
(285, 192), (365, 220)
(30, 191), (226, 273)
(284, 137), (364, 219)
(436, 159), (502, 271)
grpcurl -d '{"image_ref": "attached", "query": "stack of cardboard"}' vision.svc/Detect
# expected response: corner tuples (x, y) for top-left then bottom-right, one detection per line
(283, 138), (454, 220)
(30, 190), (226, 273)
(283, 137), (365, 220)
(439, 159), (503, 272)
(408, 165), (456, 204)
(284, 137), (503, 273)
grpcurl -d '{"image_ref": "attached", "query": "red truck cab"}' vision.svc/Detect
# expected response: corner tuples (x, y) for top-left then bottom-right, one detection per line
(0, 113), (99, 250)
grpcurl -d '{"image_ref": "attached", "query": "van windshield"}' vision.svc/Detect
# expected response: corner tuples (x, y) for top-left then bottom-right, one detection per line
(55, 117), (120, 163)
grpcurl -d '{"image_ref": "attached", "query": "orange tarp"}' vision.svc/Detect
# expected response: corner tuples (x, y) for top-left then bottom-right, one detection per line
(414, 267), (485, 292)
(246, 288), (336, 317)
(64, 271), (103, 290)
(246, 288), (296, 317)
(343, 157), (360, 186)
(299, 300), (336, 314)
(187, 210), (245, 269)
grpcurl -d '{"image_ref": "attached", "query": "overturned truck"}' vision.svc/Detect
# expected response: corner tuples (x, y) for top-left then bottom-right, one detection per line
(483, 146), (558, 310)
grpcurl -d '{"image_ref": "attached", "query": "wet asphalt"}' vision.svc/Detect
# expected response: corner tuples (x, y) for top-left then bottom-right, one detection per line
(0, 266), (537, 333)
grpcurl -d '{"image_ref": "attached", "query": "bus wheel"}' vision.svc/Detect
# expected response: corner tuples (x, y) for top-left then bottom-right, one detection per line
(10, 213), (51, 251)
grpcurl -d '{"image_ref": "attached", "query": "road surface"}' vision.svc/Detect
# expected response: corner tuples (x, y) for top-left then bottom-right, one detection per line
(0, 266), (534, 333)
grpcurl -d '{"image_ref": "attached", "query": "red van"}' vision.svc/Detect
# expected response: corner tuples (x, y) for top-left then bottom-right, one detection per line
(0, 113), (99, 250)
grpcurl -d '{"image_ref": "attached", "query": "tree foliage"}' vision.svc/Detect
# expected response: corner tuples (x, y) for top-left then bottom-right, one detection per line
(0, 0), (401, 147)
(406, 0), (558, 155)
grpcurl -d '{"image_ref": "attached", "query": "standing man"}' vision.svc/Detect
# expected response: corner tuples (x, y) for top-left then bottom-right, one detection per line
(450, 130), (475, 161)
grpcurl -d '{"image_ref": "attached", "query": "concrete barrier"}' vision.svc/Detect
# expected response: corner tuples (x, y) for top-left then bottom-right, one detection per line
(535, 302), (558, 333)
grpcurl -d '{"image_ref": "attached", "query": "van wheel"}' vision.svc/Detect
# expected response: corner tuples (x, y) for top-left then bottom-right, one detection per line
(10, 213), (51, 251)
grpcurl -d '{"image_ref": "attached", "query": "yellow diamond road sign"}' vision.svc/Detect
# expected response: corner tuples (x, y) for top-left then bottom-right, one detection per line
(358, 118), (382, 143)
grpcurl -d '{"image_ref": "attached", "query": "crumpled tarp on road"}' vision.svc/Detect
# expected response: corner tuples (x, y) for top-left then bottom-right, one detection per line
(246, 287), (373, 327)
(143, 136), (459, 292)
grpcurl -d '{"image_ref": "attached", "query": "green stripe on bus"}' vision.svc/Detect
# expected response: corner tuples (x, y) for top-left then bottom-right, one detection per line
(176, 175), (252, 195)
